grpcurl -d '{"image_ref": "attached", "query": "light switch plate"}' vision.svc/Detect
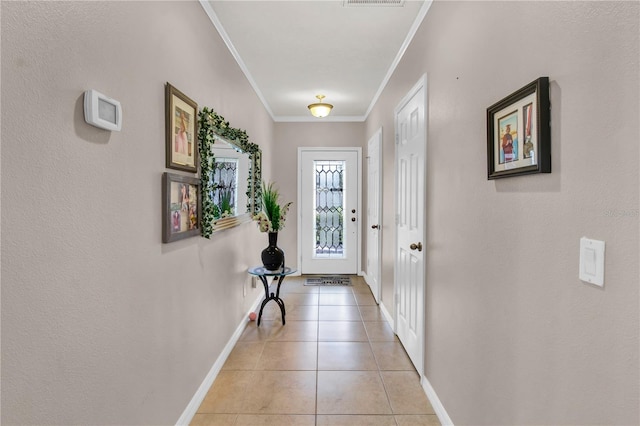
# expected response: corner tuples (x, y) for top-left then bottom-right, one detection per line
(579, 237), (605, 287)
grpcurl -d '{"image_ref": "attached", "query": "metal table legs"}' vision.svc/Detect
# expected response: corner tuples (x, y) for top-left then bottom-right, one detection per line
(256, 274), (287, 326)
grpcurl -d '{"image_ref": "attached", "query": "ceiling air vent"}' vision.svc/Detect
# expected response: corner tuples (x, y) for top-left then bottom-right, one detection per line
(343, 0), (405, 7)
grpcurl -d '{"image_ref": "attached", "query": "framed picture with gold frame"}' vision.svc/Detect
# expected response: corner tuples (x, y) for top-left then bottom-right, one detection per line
(487, 77), (551, 179)
(165, 83), (198, 173)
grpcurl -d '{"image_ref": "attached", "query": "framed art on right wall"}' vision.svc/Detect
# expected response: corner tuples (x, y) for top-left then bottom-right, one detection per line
(487, 77), (551, 179)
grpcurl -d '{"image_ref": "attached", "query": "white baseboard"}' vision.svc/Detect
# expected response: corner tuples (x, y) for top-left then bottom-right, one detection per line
(175, 294), (263, 426)
(177, 288), (451, 426)
(421, 375), (454, 426)
(363, 281), (451, 425)
(379, 301), (394, 329)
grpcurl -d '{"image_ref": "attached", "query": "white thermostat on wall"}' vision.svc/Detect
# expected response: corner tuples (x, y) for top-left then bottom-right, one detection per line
(84, 89), (122, 131)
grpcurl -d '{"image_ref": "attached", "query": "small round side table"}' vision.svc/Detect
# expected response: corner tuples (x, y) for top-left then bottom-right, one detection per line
(247, 266), (296, 326)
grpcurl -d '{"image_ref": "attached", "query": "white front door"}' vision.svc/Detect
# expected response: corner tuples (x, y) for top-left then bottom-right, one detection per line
(299, 148), (361, 275)
(395, 76), (426, 375)
(366, 129), (382, 303)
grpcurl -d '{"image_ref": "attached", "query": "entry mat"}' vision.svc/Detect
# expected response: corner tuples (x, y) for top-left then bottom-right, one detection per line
(304, 276), (352, 286)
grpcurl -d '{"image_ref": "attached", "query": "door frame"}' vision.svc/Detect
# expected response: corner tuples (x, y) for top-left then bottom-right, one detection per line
(393, 74), (427, 377)
(297, 147), (362, 275)
(366, 128), (382, 303)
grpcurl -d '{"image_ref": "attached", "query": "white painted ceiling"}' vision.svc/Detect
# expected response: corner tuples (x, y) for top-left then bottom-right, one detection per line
(201, 0), (430, 122)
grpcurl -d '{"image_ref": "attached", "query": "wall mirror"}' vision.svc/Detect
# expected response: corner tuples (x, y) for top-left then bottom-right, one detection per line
(198, 107), (261, 238)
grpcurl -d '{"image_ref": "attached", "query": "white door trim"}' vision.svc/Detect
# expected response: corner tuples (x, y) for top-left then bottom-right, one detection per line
(297, 147), (362, 275)
(393, 74), (427, 377)
(366, 128), (383, 303)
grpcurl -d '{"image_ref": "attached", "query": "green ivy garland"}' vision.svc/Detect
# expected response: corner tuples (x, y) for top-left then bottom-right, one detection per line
(198, 106), (261, 238)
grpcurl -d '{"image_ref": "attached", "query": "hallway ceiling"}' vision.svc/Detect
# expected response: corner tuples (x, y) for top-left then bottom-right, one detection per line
(201, 0), (430, 122)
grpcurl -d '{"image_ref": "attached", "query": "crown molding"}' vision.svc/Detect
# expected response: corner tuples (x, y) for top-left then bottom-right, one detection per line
(199, 0), (276, 121)
(200, 0), (433, 124)
(364, 0), (433, 120)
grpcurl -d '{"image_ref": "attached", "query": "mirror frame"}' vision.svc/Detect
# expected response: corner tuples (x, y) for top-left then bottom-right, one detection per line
(198, 107), (261, 238)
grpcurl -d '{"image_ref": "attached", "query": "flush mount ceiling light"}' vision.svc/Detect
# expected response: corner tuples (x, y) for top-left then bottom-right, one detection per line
(307, 95), (333, 118)
(343, 0), (405, 6)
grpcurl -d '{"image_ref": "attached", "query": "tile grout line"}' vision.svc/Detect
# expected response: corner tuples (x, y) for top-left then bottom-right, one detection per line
(358, 283), (397, 419)
(199, 276), (430, 424)
(315, 283), (320, 426)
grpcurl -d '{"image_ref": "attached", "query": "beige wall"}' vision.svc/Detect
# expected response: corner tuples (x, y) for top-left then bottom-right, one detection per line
(366, 1), (639, 424)
(272, 122), (366, 271)
(2, 1), (639, 425)
(1, 1), (273, 424)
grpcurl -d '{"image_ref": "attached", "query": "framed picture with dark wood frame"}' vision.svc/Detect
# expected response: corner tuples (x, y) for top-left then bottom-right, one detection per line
(165, 83), (198, 173)
(162, 172), (200, 243)
(487, 77), (551, 179)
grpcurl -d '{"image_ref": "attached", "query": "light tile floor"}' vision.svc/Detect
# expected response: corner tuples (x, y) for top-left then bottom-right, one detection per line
(192, 276), (440, 426)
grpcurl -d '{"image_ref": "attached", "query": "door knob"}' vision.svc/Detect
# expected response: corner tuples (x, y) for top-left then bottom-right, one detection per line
(410, 242), (423, 252)
(371, 224), (379, 229)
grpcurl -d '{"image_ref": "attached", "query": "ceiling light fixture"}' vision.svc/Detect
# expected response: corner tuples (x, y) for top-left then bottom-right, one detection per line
(307, 95), (333, 118)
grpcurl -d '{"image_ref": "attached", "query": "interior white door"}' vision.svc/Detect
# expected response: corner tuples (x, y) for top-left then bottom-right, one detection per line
(299, 149), (360, 275)
(366, 129), (382, 303)
(395, 76), (426, 375)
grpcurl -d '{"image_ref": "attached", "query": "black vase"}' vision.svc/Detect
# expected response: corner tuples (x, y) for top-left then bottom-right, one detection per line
(261, 232), (285, 271)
